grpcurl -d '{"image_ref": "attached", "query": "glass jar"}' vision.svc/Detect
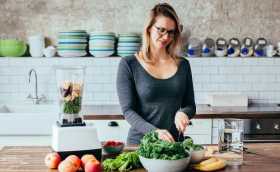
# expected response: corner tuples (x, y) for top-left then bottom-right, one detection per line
(218, 119), (244, 166)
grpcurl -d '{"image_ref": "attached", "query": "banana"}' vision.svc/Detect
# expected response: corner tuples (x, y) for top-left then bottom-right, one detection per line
(193, 158), (226, 171)
(199, 157), (218, 166)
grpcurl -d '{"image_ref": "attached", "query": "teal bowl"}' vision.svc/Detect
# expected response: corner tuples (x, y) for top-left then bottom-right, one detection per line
(103, 143), (124, 154)
(0, 39), (27, 57)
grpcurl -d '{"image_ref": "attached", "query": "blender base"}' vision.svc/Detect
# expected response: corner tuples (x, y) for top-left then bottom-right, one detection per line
(57, 148), (102, 161)
(52, 122), (102, 160)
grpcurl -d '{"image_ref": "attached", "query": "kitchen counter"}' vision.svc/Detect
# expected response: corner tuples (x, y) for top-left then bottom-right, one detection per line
(0, 143), (280, 172)
(83, 104), (280, 120)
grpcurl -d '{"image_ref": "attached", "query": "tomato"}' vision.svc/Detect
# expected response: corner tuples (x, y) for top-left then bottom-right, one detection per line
(104, 140), (123, 147)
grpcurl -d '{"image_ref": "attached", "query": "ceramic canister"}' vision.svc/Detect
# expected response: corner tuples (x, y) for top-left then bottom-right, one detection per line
(28, 35), (45, 57)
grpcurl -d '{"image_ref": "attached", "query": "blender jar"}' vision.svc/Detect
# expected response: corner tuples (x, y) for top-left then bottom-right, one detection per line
(55, 66), (86, 126)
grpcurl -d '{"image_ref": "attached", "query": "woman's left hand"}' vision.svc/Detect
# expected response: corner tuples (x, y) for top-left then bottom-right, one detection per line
(174, 111), (190, 133)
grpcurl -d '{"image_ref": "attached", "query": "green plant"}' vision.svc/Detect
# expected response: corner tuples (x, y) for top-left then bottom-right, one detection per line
(137, 132), (189, 160)
(183, 138), (204, 151)
(103, 151), (141, 172)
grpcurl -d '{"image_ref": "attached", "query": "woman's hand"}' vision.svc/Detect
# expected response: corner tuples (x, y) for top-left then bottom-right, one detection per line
(175, 111), (190, 133)
(155, 129), (175, 142)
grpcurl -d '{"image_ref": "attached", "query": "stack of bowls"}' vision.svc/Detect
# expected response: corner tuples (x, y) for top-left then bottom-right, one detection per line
(0, 39), (27, 57)
(89, 32), (116, 57)
(57, 30), (88, 57)
(117, 33), (141, 57)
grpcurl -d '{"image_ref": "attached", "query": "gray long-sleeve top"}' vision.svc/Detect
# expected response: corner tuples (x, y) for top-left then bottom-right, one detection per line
(116, 55), (196, 144)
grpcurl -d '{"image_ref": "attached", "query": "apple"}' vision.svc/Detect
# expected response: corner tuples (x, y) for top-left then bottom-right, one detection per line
(81, 154), (97, 167)
(44, 152), (61, 169)
(84, 160), (102, 172)
(58, 160), (78, 172)
(65, 155), (81, 169)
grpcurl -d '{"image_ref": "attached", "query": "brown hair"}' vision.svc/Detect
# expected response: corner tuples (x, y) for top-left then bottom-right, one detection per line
(137, 3), (182, 63)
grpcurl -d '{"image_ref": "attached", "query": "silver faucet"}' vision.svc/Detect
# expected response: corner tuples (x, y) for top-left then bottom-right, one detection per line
(27, 69), (46, 104)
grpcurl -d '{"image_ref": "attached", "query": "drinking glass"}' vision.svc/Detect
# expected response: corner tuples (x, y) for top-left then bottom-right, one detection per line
(218, 119), (244, 166)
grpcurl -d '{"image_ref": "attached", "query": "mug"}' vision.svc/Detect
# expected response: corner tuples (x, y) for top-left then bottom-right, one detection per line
(28, 35), (45, 57)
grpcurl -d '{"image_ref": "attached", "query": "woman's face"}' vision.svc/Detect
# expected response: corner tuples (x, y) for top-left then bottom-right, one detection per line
(149, 15), (176, 50)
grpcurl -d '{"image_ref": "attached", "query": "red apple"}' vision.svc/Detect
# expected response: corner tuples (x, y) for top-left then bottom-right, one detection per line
(81, 154), (97, 167)
(65, 155), (81, 169)
(85, 160), (102, 172)
(58, 160), (78, 172)
(44, 152), (61, 169)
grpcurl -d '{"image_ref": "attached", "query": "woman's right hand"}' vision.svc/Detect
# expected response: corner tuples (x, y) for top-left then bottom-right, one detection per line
(155, 129), (175, 142)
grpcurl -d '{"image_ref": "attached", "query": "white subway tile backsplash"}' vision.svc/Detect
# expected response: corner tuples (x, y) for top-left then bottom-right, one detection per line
(188, 58), (210, 66)
(210, 75), (243, 83)
(273, 59), (280, 65)
(251, 82), (279, 91)
(0, 58), (9, 66)
(250, 66), (280, 74)
(256, 58), (276, 65)
(219, 66), (251, 74)
(202, 66), (219, 74)
(190, 66), (203, 74)
(0, 57), (280, 104)
(0, 76), (10, 84)
(193, 74), (211, 82)
(218, 83), (252, 91)
(243, 74), (276, 82)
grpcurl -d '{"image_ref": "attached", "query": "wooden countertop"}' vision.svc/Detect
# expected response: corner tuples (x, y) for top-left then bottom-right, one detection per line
(83, 104), (280, 120)
(1, 143), (280, 172)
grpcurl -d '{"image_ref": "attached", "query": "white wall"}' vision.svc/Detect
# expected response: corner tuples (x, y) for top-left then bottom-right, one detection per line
(0, 57), (280, 104)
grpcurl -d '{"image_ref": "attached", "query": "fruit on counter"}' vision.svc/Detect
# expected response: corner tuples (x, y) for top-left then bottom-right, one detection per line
(85, 160), (102, 172)
(58, 160), (79, 172)
(44, 152), (61, 169)
(81, 154), (98, 167)
(104, 140), (124, 147)
(193, 157), (227, 171)
(44, 152), (101, 172)
(103, 140), (125, 154)
(65, 155), (81, 169)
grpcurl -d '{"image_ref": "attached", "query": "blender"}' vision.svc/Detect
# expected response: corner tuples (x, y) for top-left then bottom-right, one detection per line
(51, 66), (102, 160)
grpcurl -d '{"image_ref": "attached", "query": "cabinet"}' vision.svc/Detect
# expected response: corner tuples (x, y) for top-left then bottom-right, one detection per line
(89, 119), (213, 144)
(87, 120), (130, 143)
(185, 119), (212, 144)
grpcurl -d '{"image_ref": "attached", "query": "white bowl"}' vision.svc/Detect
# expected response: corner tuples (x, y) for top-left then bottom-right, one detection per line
(139, 155), (190, 172)
(190, 149), (206, 163)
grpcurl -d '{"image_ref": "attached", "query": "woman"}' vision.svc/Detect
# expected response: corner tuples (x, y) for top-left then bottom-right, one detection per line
(117, 3), (196, 144)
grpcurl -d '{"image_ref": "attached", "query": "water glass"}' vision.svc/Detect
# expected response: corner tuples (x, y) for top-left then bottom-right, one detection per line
(218, 119), (244, 166)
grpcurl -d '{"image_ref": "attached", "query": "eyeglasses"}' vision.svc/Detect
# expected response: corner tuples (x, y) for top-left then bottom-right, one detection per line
(153, 25), (176, 38)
